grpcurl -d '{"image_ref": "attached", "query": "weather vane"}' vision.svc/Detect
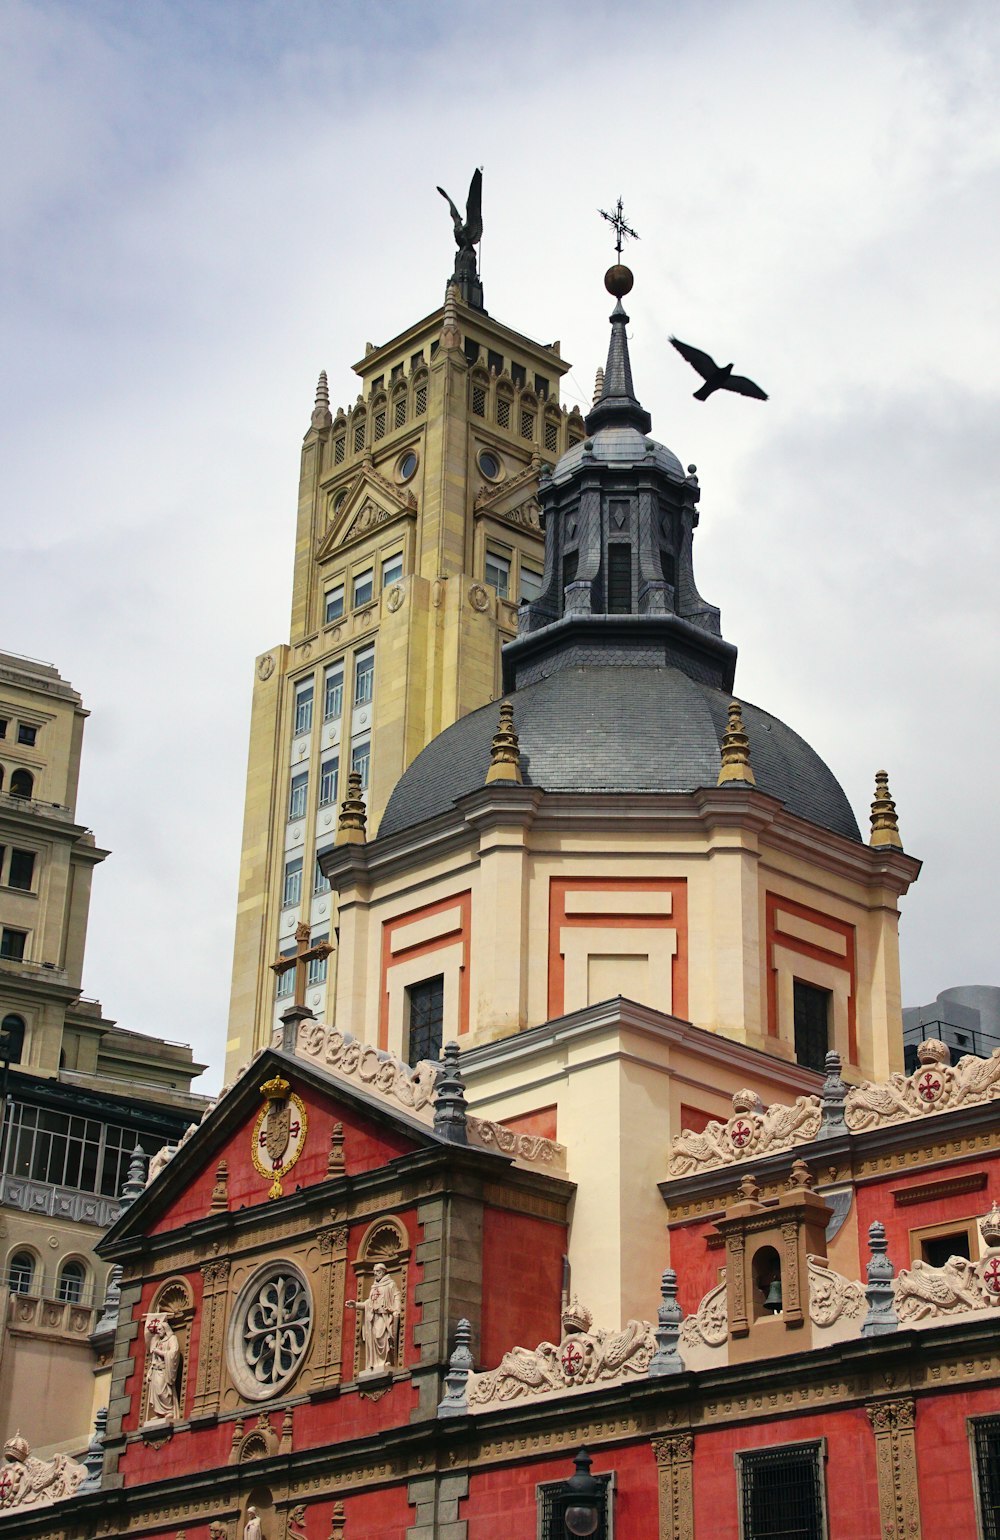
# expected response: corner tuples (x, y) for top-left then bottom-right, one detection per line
(598, 197), (639, 260)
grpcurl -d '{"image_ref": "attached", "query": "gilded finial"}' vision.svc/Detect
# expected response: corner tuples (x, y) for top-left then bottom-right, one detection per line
(592, 366), (605, 404)
(336, 770), (367, 845)
(485, 700), (523, 785)
(311, 369), (332, 431)
(869, 770), (902, 850)
(717, 700), (756, 786)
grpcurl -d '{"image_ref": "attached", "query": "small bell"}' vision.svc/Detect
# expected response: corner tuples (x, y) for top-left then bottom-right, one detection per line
(764, 1276), (783, 1314)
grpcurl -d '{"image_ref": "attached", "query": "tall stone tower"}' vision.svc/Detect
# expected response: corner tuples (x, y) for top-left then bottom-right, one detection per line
(226, 195), (585, 1070)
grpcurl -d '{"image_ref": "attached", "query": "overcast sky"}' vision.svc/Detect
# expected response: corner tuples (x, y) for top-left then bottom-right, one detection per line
(2, 0), (998, 1089)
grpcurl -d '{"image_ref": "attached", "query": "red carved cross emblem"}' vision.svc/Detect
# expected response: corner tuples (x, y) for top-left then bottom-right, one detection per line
(983, 1257), (1000, 1294)
(916, 1071), (942, 1103)
(560, 1340), (585, 1377)
(729, 1119), (754, 1149)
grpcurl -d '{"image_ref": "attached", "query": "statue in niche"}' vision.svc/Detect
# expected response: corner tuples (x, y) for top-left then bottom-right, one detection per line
(362, 1263), (401, 1374)
(143, 1314), (181, 1424)
(243, 1506), (262, 1540)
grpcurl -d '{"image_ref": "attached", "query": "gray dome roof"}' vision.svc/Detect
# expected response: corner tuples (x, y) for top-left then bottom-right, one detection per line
(552, 426), (685, 485)
(378, 665), (861, 843)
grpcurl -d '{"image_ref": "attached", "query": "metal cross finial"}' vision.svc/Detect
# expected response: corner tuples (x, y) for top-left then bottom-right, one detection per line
(598, 197), (639, 259)
(271, 922), (332, 1008)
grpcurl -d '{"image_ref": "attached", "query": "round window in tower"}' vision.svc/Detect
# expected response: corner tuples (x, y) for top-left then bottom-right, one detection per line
(396, 450), (419, 483)
(477, 449), (503, 482)
(227, 1262), (314, 1400)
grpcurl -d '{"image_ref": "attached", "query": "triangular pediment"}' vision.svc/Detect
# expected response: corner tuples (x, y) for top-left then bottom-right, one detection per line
(473, 461), (544, 536)
(100, 1047), (446, 1250)
(316, 461), (417, 562)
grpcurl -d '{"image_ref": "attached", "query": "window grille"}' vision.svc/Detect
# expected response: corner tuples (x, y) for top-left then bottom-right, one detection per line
(544, 420), (558, 453)
(351, 739), (370, 790)
(607, 543), (632, 613)
(293, 681), (314, 736)
(394, 398), (406, 429)
(496, 395), (511, 429)
(738, 1443), (825, 1539)
(334, 435), (345, 465)
(0, 1105), (135, 1198)
(415, 384), (427, 415)
(793, 982), (830, 1072)
(283, 857), (303, 908)
(319, 756), (339, 807)
(974, 1417), (1000, 1540)
(354, 649), (375, 705)
(324, 666), (344, 721)
(407, 976), (444, 1064)
(374, 410), (386, 441)
(307, 934), (329, 986)
(537, 1473), (613, 1538)
(287, 772), (308, 822)
(520, 410), (535, 440)
(353, 421), (365, 453)
(472, 385), (487, 418)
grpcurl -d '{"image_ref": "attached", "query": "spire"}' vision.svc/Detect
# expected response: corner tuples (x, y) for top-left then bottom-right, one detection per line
(584, 267), (652, 436)
(310, 369), (332, 431)
(485, 701), (522, 785)
(336, 770), (367, 846)
(592, 366), (604, 404)
(869, 770), (902, 850)
(717, 701), (756, 785)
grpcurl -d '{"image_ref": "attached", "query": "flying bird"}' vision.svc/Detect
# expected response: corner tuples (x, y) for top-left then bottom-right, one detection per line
(669, 337), (768, 402)
(437, 169), (483, 253)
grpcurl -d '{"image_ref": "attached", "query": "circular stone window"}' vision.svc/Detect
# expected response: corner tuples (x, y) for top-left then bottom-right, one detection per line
(396, 450), (418, 483)
(227, 1262), (313, 1401)
(477, 449), (503, 482)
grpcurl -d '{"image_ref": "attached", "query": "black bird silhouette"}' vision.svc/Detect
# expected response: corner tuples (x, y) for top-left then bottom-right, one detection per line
(669, 336), (768, 402)
(437, 169), (483, 253)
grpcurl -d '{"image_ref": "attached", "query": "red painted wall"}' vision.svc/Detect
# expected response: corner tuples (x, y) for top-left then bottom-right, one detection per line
(479, 1205), (565, 1368)
(462, 1440), (657, 1540)
(854, 1155), (996, 1269)
(916, 1385), (995, 1539)
(693, 1407), (883, 1539)
(150, 1088), (419, 1235)
(667, 1217), (722, 1314)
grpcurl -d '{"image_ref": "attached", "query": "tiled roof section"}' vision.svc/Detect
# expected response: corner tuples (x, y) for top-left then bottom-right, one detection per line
(377, 665), (862, 843)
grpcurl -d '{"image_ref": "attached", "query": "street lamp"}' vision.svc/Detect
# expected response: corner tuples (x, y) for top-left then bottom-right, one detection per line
(563, 1446), (602, 1537)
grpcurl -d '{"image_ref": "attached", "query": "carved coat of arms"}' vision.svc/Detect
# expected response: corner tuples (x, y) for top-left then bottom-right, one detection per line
(252, 1077), (307, 1199)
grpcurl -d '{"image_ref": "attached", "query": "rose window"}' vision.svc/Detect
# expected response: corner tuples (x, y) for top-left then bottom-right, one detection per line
(227, 1263), (313, 1400)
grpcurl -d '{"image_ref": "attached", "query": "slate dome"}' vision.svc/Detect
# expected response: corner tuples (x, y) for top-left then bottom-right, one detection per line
(377, 665), (861, 843)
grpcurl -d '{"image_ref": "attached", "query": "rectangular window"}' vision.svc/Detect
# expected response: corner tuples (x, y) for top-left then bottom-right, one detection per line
(394, 397), (406, 429)
(607, 542), (632, 613)
(8, 856), (36, 893)
(793, 981), (830, 1072)
(282, 857), (303, 908)
(353, 568), (374, 608)
(496, 395), (511, 429)
(0, 929), (27, 961)
(485, 549), (510, 598)
(406, 976), (445, 1065)
(520, 563), (543, 603)
(319, 754), (339, 807)
(275, 946), (295, 999)
(287, 772), (308, 822)
(325, 584), (345, 624)
(511, 362), (526, 388)
(464, 338), (480, 364)
(537, 1473), (614, 1539)
(520, 409), (535, 440)
(472, 384), (487, 417)
(314, 848), (332, 895)
(415, 383), (427, 415)
(307, 933), (329, 986)
(488, 349), (503, 375)
(411, 350), (424, 371)
(334, 435), (345, 465)
(972, 1415), (1000, 1540)
(382, 554), (403, 588)
(544, 420), (558, 453)
(919, 1229), (972, 1268)
(391, 363), (403, 381)
(737, 1443), (826, 1540)
(353, 421), (365, 453)
(0, 719), (6, 738)
(323, 663), (344, 722)
(354, 647), (375, 706)
(351, 738), (371, 790)
(535, 373), (550, 398)
(293, 679), (314, 736)
(0, 1101), (135, 1198)
(16, 724), (37, 747)
(374, 409), (386, 441)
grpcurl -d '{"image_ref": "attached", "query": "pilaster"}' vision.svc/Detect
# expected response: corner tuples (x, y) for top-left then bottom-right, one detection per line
(866, 1396), (921, 1540)
(651, 1432), (695, 1540)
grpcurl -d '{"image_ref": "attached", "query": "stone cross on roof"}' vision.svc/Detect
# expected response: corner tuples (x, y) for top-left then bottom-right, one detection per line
(271, 922), (333, 1009)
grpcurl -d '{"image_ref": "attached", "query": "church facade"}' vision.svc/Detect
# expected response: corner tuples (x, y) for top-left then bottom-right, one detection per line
(7, 206), (999, 1539)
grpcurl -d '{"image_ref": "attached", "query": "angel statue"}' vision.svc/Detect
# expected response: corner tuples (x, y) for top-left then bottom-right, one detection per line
(143, 1314), (181, 1424)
